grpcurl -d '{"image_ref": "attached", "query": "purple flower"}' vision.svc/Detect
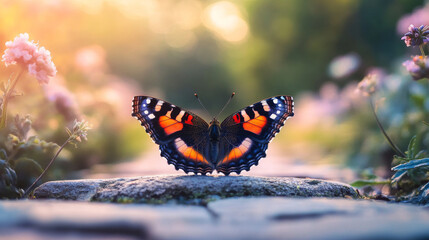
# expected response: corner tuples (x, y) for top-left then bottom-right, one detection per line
(401, 24), (429, 47)
(403, 56), (429, 80)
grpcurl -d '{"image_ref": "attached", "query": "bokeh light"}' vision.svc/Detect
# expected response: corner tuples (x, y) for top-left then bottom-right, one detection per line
(203, 1), (249, 42)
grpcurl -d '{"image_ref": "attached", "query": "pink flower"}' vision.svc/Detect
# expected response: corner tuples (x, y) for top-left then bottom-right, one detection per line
(43, 76), (80, 122)
(2, 33), (37, 66)
(397, 5), (429, 34)
(2, 33), (57, 84)
(28, 47), (57, 84)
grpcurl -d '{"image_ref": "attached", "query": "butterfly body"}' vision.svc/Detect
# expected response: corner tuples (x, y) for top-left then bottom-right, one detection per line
(207, 119), (221, 165)
(132, 95), (294, 175)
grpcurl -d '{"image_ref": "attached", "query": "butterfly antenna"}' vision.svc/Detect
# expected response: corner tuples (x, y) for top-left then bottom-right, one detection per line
(194, 93), (212, 118)
(215, 92), (235, 119)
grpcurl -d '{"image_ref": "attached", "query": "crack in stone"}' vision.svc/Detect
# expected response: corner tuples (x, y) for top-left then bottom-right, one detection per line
(270, 210), (348, 221)
(18, 220), (149, 239)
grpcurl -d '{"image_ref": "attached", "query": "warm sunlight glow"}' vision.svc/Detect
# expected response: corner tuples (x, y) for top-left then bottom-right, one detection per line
(74, 45), (107, 74)
(203, 1), (249, 42)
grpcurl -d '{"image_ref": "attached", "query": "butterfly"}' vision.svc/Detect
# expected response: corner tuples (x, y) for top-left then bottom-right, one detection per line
(131, 95), (294, 175)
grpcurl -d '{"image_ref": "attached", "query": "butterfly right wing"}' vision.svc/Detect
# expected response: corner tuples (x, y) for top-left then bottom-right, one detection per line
(132, 96), (214, 174)
(216, 96), (294, 175)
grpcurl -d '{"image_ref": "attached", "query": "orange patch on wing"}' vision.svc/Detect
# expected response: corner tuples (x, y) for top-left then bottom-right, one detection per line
(223, 148), (243, 163)
(159, 116), (183, 135)
(181, 147), (206, 163)
(243, 115), (267, 134)
(174, 138), (208, 164)
(221, 138), (252, 164)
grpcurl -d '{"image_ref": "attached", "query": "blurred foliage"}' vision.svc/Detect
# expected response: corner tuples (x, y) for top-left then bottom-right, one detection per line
(0, 115), (58, 198)
(0, 159), (22, 199)
(390, 135), (429, 204)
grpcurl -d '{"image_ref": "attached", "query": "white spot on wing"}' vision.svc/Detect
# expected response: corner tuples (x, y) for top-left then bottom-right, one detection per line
(176, 110), (185, 121)
(144, 110), (149, 115)
(270, 114), (277, 120)
(241, 110), (250, 121)
(242, 138), (252, 148)
(273, 98), (278, 104)
(261, 100), (270, 111)
(146, 98), (151, 104)
(175, 138), (187, 152)
(155, 100), (164, 111)
(276, 110), (281, 114)
(148, 113), (155, 119)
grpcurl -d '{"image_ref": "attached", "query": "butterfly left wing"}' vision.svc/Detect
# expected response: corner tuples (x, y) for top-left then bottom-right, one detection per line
(132, 96), (214, 174)
(216, 96), (294, 175)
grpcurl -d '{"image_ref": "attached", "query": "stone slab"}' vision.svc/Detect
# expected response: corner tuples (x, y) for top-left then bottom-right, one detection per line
(1, 197), (429, 240)
(207, 197), (429, 240)
(33, 175), (359, 203)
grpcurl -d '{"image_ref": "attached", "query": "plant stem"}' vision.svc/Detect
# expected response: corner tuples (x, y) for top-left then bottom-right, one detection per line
(420, 45), (426, 58)
(369, 99), (406, 157)
(0, 70), (24, 129)
(23, 136), (72, 198)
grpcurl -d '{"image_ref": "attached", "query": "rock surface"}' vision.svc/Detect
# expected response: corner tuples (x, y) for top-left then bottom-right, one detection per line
(2, 197), (429, 240)
(33, 175), (359, 203)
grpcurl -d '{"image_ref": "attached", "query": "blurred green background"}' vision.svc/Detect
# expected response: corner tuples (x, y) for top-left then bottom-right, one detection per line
(1, 0), (428, 184)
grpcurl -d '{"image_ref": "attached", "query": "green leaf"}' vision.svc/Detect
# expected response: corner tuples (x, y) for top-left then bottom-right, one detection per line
(15, 157), (43, 173)
(392, 158), (429, 171)
(392, 155), (408, 166)
(0, 159), (22, 199)
(410, 95), (425, 109)
(419, 182), (429, 199)
(19, 136), (59, 153)
(5, 134), (21, 152)
(391, 170), (407, 183)
(350, 179), (390, 188)
(0, 149), (7, 160)
(406, 135), (418, 159)
(415, 150), (429, 159)
(360, 168), (377, 180)
(14, 157), (44, 188)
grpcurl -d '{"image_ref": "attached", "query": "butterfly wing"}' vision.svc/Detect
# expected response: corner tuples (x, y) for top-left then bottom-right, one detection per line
(216, 96), (294, 175)
(132, 96), (214, 174)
